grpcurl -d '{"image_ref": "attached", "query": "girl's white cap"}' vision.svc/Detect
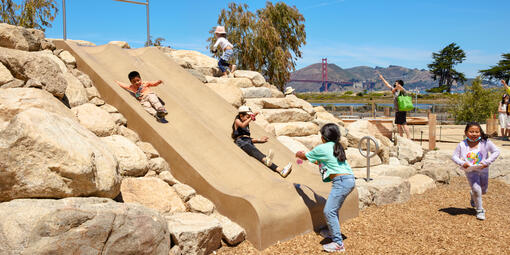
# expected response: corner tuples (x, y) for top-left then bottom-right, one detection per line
(238, 105), (253, 114)
(214, 26), (226, 34)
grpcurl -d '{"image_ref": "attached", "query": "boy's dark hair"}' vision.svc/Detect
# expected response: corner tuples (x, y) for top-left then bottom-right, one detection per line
(320, 123), (346, 162)
(396, 80), (404, 86)
(128, 71), (141, 81)
(464, 122), (488, 141)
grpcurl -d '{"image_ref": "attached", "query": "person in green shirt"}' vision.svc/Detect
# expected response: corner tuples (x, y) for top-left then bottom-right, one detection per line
(295, 123), (354, 253)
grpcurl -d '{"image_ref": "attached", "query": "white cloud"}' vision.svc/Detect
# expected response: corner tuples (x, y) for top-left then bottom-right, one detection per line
(303, 0), (345, 10)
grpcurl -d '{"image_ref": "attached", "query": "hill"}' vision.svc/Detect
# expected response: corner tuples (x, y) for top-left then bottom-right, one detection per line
(288, 63), (483, 92)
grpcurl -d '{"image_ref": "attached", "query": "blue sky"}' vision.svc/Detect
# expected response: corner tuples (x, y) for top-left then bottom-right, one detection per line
(44, 0), (509, 77)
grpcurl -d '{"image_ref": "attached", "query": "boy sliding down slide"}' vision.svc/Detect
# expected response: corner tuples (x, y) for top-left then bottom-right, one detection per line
(115, 71), (168, 121)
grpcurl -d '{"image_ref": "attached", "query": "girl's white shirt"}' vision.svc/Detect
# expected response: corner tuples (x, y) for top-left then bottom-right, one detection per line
(213, 37), (233, 50)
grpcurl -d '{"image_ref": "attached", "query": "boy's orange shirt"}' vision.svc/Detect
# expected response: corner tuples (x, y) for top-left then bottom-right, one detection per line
(115, 80), (161, 98)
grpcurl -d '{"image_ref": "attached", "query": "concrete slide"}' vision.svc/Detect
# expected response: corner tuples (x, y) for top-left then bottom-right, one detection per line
(54, 40), (358, 250)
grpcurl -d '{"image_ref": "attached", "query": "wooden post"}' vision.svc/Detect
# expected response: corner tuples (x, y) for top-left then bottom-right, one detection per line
(350, 106), (354, 116)
(384, 107), (390, 117)
(371, 102), (375, 118)
(486, 118), (498, 137)
(429, 114), (436, 150)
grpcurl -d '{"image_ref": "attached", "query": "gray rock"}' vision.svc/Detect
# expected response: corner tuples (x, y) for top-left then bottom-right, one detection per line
(166, 213), (222, 255)
(241, 87), (272, 98)
(0, 47), (67, 98)
(173, 183), (196, 202)
(72, 103), (117, 137)
(0, 62), (14, 85)
(0, 197), (170, 255)
(187, 195), (215, 215)
(211, 213), (246, 246)
(396, 135), (424, 164)
(102, 135), (149, 177)
(0, 23), (46, 51)
(149, 157), (171, 174)
(356, 176), (410, 207)
(0, 108), (121, 201)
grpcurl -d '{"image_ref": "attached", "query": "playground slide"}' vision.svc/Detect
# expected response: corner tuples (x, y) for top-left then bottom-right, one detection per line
(54, 40), (358, 250)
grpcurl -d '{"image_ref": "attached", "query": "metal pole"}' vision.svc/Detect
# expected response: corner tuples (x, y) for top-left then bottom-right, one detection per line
(146, 0), (150, 45)
(63, 0), (66, 40)
(366, 140), (371, 181)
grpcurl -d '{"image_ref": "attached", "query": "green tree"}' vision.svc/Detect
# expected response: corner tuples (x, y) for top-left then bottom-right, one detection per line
(207, 2), (306, 90)
(479, 53), (510, 83)
(427, 43), (467, 93)
(0, 0), (57, 31)
(449, 77), (502, 124)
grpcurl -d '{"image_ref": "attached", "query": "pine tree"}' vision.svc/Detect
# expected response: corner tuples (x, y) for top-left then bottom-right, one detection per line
(480, 53), (510, 84)
(427, 43), (467, 93)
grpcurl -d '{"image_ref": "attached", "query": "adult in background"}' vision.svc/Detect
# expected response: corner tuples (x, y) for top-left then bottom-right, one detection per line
(498, 94), (510, 139)
(378, 73), (411, 138)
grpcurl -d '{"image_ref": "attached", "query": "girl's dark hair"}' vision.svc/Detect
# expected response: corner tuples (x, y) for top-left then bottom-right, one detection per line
(464, 122), (488, 141)
(501, 94), (509, 104)
(502, 94), (510, 115)
(231, 113), (246, 139)
(320, 123), (346, 162)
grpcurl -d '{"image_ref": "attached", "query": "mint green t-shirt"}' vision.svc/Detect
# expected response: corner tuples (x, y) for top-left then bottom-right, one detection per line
(305, 142), (353, 182)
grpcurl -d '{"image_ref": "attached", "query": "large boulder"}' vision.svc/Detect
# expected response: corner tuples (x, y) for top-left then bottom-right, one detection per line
(63, 72), (88, 107)
(0, 47), (67, 98)
(276, 136), (309, 153)
(102, 135), (149, 177)
(215, 77), (252, 88)
(148, 157), (171, 174)
(72, 103), (118, 137)
(108, 41), (131, 48)
(285, 95), (315, 115)
(245, 97), (292, 109)
(418, 150), (456, 183)
(261, 108), (313, 123)
(0, 23), (49, 51)
(35, 50), (68, 73)
(345, 148), (382, 168)
(291, 135), (322, 151)
(0, 62), (14, 85)
(370, 164), (417, 179)
(233, 70), (266, 86)
(205, 82), (243, 107)
(356, 176), (410, 207)
(120, 177), (187, 214)
(187, 195), (215, 215)
(165, 50), (219, 76)
(211, 213), (246, 246)
(173, 183), (197, 202)
(0, 88), (75, 131)
(271, 122), (320, 137)
(489, 151), (510, 185)
(396, 135), (424, 164)
(241, 87), (272, 98)
(0, 197), (170, 255)
(0, 108), (121, 201)
(408, 174), (436, 195)
(58, 50), (77, 67)
(166, 213), (222, 255)
(314, 111), (345, 127)
(70, 68), (94, 88)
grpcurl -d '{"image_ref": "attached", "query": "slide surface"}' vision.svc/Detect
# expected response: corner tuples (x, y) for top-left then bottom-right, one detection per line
(54, 41), (358, 250)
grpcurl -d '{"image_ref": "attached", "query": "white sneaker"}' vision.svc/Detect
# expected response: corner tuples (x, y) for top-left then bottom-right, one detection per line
(264, 149), (274, 167)
(280, 162), (292, 178)
(322, 242), (345, 252)
(476, 209), (486, 220)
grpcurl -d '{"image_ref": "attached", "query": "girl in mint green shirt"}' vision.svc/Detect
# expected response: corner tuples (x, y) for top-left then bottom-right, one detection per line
(296, 123), (355, 253)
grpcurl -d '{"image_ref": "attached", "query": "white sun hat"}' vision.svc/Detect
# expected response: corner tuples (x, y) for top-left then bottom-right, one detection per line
(284, 86), (295, 95)
(214, 26), (226, 34)
(238, 105), (253, 114)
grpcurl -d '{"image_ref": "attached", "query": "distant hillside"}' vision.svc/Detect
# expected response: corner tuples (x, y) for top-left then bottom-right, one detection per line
(288, 63), (485, 92)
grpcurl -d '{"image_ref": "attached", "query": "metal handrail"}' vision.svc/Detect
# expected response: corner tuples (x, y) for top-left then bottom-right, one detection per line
(358, 136), (379, 182)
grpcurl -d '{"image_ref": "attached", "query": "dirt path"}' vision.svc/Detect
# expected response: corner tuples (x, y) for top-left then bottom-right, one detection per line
(217, 177), (510, 254)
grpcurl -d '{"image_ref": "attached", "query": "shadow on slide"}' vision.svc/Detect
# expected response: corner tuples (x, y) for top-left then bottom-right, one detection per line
(54, 40), (358, 250)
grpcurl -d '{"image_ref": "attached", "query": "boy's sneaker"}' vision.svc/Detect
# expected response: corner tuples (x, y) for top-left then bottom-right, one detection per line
(156, 108), (168, 118)
(322, 242), (345, 253)
(319, 228), (331, 239)
(264, 149), (274, 167)
(476, 209), (486, 220)
(279, 162), (292, 178)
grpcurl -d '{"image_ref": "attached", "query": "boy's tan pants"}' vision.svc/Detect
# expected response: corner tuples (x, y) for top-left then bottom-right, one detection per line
(140, 93), (164, 116)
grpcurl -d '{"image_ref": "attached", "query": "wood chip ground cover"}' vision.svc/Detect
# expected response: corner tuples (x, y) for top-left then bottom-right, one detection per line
(218, 177), (510, 254)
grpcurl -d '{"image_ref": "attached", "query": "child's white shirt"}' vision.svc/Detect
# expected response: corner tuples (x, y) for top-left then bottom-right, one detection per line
(213, 37), (233, 50)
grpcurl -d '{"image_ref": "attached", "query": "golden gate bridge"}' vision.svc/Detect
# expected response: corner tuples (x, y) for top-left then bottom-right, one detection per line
(288, 58), (354, 92)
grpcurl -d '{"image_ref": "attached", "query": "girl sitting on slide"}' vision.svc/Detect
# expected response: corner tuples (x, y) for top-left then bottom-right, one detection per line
(232, 106), (292, 178)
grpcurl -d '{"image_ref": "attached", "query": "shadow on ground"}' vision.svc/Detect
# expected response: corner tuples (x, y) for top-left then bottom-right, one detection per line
(438, 207), (476, 216)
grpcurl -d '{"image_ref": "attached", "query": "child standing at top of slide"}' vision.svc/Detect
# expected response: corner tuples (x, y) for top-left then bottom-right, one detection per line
(295, 123), (355, 253)
(451, 122), (500, 220)
(211, 26), (236, 77)
(115, 71), (168, 120)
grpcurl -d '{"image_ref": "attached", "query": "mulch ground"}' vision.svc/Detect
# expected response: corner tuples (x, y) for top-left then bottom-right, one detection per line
(217, 177), (510, 254)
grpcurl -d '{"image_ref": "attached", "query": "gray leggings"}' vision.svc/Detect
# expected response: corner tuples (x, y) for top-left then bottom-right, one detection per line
(466, 169), (489, 210)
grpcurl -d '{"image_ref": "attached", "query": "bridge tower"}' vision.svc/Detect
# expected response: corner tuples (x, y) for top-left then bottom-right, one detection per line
(321, 58), (328, 92)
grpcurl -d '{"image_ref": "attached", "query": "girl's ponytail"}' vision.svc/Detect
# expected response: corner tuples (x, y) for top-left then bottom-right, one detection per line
(320, 123), (346, 162)
(231, 114), (242, 139)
